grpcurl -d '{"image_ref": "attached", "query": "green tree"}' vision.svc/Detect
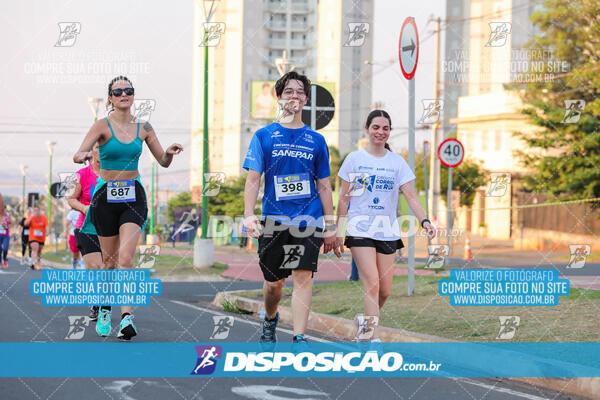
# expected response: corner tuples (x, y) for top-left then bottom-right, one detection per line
(399, 150), (426, 192)
(440, 159), (487, 207)
(511, 0), (600, 201)
(167, 191), (194, 223)
(207, 174), (246, 216)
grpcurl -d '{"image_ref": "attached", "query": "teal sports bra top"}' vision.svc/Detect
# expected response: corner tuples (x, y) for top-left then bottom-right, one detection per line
(99, 117), (143, 171)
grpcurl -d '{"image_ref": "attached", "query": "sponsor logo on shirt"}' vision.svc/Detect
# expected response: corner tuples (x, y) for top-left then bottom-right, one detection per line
(272, 149), (314, 160)
(368, 196), (384, 210)
(374, 177), (394, 191)
(303, 133), (315, 143)
(271, 131), (283, 138)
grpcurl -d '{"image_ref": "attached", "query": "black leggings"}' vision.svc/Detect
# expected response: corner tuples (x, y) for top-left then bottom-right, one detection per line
(22, 238), (30, 257)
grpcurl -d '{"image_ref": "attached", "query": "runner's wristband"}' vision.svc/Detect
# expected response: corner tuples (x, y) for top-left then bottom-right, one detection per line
(420, 218), (431, 228)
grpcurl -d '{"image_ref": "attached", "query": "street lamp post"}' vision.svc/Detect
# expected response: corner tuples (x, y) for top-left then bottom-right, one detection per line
(193, 0), (218, 269)
(46, 141), (56, 223)
(200, 0), (217, 239)
(88, 97), (103, 122)
(20, 165), (27, 218)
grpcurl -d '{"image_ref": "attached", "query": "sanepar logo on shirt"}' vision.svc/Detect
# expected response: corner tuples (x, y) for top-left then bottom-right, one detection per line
(272, 149), (314, 160)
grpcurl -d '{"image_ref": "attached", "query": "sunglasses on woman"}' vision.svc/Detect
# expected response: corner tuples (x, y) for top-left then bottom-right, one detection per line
(110, 87), (135, 97)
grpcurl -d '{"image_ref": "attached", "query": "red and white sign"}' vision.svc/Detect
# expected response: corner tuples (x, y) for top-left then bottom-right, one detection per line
(398, 17), (419, 80)
(437, 138), (464, 168)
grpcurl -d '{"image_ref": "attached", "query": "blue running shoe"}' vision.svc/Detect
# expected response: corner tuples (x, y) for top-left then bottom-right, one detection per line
(117, 314), (137, 340)
(260, 312), (279, 343)
(292, 334), (309, 354)
(96, 308), (111, 337)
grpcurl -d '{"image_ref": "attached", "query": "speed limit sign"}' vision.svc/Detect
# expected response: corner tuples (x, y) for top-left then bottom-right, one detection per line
(437, 138), (464, 168)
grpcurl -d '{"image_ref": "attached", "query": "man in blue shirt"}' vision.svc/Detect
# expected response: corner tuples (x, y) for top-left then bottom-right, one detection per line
(243, 71), (338, 344)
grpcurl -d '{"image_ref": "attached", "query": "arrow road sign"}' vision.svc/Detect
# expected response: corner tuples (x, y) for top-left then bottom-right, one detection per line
(399, 17), (419, 80)
(402, 37), (416, 57)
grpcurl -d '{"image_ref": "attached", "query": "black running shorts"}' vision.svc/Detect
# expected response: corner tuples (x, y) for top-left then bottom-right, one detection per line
(258, 220), (323, 282)
(89, 180), (148, 237)
(344, 236), (404, 255)
(74, 228), (101, 256)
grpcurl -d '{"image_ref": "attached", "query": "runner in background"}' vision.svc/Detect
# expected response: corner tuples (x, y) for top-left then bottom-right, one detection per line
(68, 143), (103, 320)
(65, 209), (81, 269)
(25, 206), (48, 270)
(18, 208), (32, 265)
(0, 197), (10, 268)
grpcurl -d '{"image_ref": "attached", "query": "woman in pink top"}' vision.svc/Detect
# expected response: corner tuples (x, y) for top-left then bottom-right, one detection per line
(0, 195), (10, 268)
(68, 143), (102, 320)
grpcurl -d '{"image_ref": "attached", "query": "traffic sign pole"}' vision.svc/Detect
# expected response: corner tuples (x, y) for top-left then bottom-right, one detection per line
(423, 141), (430, 248)
(446, 167), (453, 266)
(399, 17), (419, 296)
(437, 138), (465, 267)
(408, 77), (415, 296)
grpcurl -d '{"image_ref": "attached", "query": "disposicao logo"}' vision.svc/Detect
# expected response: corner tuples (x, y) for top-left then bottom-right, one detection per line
(191, 345), (222, 375)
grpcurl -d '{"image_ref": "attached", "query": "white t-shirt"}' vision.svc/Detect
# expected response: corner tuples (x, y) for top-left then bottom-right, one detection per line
(338, 149), (416, 241)
(66, 209), (80, 236)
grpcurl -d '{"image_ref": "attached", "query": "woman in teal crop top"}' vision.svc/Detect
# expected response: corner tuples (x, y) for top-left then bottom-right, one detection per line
(73, 75), (183, 340)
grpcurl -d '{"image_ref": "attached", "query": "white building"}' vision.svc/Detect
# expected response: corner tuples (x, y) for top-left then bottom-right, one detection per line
(190, 0), (374, 201)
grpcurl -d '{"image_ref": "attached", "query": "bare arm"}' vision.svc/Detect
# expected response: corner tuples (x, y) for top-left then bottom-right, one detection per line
(243, 169), (262, 238)
(400, 181), (436, 239)
(143, 122), (183, 167)
(73, 120), (104, 164)
(317, 177), (335, 226)
(67, 176), (87, 214)
(317, 177), (337, 255)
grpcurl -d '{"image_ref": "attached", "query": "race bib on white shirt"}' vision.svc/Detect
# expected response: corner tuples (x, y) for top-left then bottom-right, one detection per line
(0, 226), (5, 235)
(23, 229), (29, 235)
(106, 180), (136, 203)
(274, 173), (311, 201)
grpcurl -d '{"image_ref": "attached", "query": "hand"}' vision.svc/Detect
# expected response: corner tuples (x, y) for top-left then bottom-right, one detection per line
(166, 144), (183, 156)
(423, 221), (436, 240)
(333, 236), (345, 258)
(78, 151), (93, 164)
(322, 234), (336, 255)
(243, 215), (262, 239)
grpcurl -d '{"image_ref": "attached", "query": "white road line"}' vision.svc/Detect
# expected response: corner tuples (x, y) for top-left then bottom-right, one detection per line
(170, 299), (328, 342)
(455, 378), (552, 400)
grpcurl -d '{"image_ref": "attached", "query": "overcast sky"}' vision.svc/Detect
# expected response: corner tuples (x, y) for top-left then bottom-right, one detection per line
(0, 0), (445, 198)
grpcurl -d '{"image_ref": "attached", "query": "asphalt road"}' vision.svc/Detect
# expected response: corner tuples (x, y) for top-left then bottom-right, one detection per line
(0, 257), (589, 400)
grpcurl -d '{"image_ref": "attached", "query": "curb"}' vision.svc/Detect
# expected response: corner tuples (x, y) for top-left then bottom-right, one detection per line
(213, 290), (599, 400)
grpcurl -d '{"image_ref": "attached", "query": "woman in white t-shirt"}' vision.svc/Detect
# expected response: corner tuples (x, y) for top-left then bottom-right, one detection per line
(335, 110), (436, 341)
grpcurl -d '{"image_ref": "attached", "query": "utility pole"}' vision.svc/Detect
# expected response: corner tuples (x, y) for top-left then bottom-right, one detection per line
(429, 17), (442, 225)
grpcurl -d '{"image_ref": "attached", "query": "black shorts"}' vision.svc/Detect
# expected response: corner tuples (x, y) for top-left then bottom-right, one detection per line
(90, 180), (147, 237)
(74, 228), (101, 256)
(344, 236), (404, 255)
(29, 240), (44, 247)
(258, 220), (323, 282)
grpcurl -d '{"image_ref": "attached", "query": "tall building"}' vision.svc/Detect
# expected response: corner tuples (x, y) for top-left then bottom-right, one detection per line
(442, 0), (470, 140)
(190, 0), (373, 200)
(450, 0), (540, 239)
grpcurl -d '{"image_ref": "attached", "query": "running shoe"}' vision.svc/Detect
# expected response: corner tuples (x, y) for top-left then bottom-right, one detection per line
(37, 263), (42, 270)
(3, 261), (7, 268)
(117, 314), (137, 340)
(89, 306), (99, 321)
(30, 263), (34, 270)
(292, 334), (309, 353)
(260, 312), (279, 343)
(96, 308), (111, 337)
